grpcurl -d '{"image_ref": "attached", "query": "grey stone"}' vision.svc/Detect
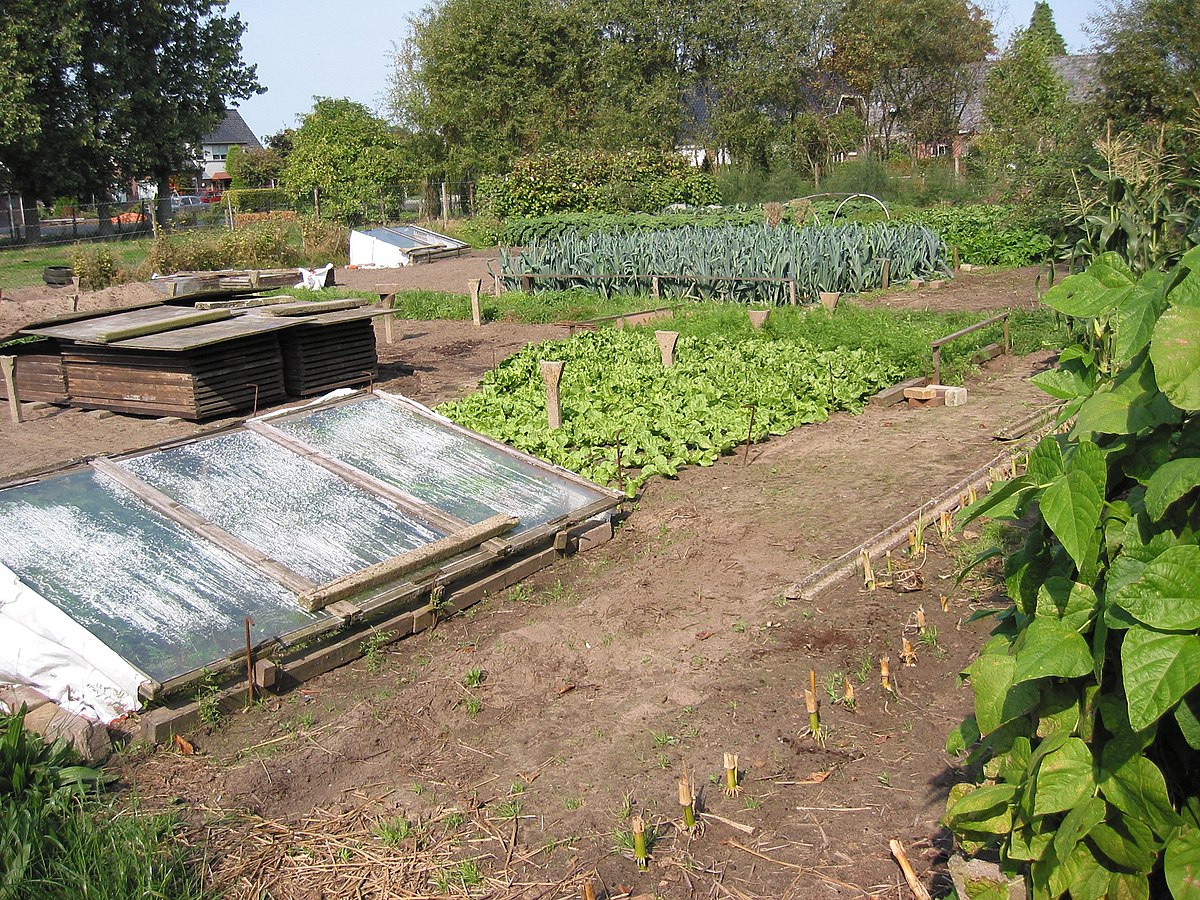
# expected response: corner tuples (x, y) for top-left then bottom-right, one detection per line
(156, 416), (185, 425)
(948, 855), (1027, 900)
(86, 409), (116, 420)
(23, 702), (112, 764)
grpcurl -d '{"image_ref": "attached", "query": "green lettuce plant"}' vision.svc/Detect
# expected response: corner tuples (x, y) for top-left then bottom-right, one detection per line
(945, 249), (1200, 898)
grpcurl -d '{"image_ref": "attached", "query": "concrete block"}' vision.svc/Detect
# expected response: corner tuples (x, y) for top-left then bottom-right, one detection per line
(577, 519), (613, 552)
(908, 279), (923, 289)
(24, 703), (112, 764)
(943, 386), (968, 407)
(254, 658), (278, 690)
(904, 385), (939, 401)
(928, 279), (945, 289)
(86, 409), (116, 420)
(0, 683), (52, 714)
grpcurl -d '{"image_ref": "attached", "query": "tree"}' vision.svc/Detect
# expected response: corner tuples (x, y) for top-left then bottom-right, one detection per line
(0, 0), (261, 232)
(1027, 2), (1067, 55)
(1090, 0), (1200, 140)
(832, 0), (994, 151)
(0, 2), (89, 239)
(979, 27), (1082, 218)
(226, 146), (284, 188)
(281, 98), (412, 222)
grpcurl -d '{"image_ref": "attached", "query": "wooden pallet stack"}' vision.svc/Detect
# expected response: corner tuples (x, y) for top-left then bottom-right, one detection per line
(0, 340), (68, 403)
(278, 309), (380, 396)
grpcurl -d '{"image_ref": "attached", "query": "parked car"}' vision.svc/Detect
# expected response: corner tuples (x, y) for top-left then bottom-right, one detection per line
(200, 190), (223, 204)
(170, 195), (203, 211)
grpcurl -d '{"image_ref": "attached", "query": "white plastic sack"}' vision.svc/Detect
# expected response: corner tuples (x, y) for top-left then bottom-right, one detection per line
(296, 263), (335, 291)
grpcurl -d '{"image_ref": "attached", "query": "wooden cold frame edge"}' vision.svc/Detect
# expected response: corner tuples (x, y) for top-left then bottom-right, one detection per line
(137, 545), (564, 742)
(142, 494), (618, 705)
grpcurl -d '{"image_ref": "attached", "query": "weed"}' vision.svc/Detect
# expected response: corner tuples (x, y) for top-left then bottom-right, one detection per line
(493, 799), (521, 821)
(918, 625), (943, 657)
(732, 621), (747, 633)
(296, 710), (315, 731)
(854, 649), (873, 684)
(877, 773), (891, 787)
(443, 811), (466, 828)
(657, 753), (671, 769)
(360, 630), (390, 673)
(508, 585), (533, 603)
(616, 792), (634, 820)
(823, 672), (845, 704)
(651, 730), (678, 748)
(374, 817), (416, 846)
(743, 796), (762, 810)
(564, 797), (583, 810)
(682, 725), (701, 739)
(542, 580), (572, 603)
(411, 782), (426, 796)
(463, 667), (486, 688)
(690, 655), (705, 669)
(509, 781), (526, 795)
(196, 670), (223, 727)
(433, 859), (482, 892)
(463, 696), (483, 717)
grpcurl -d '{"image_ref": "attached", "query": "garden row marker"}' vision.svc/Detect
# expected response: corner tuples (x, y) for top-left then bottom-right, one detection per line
(747, 309), (769, 329)
(540, 360), (564, 429)
(468, 279), (482, 328)
(881, 258), (891, 290)
(1, 356), (21, 424)
(655, 330), (678, 367)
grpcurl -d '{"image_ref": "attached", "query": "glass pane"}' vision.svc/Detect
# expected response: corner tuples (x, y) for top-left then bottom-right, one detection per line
(0, 470), (321, 681)
(274, 398), (603, 533)
(119, 431), (446, 583)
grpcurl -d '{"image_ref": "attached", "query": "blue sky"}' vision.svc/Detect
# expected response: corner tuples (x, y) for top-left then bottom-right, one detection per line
(225, 0), (1098, 141)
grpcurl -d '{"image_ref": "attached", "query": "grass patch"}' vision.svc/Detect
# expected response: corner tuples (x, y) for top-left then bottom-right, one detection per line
(0, 237), (153, 290)
(1, 708), (203, 899)
(386, 288), (655, 325)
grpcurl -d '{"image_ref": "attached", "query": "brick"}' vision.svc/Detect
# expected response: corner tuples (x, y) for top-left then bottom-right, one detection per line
(904, 385), (938, 401)
(577, 520), (613, 552)
(908, 395), (946, 408)
(0, 683), (52, 714)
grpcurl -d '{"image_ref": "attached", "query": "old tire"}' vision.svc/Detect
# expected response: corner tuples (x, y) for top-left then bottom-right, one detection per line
(43, 265), (74, 286)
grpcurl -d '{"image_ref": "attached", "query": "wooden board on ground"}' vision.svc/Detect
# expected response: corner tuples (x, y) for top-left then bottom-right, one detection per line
(242, 299), (366, 317)
(149, 269), (301, 300)
(193, 295), (297, 310)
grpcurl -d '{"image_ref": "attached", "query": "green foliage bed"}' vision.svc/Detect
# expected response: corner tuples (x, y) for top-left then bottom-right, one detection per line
(438, 328), (903, 494)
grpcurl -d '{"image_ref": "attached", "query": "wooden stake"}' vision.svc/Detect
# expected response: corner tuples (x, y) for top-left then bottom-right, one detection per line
(881, 258), (891, 290)
(652, 275), (661, 300)
(244, 616), (255, 705)
(655, 330), (678, 367)
(952, 245), (960, 271)
(889, 839), (932, 900)
(742, 405), (757, 466)
(1, 356), (22, 424)
(469, 279), (482, 328)
(788, 279), (798, 306)
(540, 360), (564, 429)
(581, 882), (597, 900)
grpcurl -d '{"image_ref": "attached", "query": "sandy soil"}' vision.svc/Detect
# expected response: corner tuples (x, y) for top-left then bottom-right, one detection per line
(1, 260), (1055, 898)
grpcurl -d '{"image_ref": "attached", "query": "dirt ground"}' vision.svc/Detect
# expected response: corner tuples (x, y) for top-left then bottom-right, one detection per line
(0, 262), (1054, 898)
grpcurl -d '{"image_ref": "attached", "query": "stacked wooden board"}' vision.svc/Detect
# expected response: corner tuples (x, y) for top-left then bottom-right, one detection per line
(0, 340), (68, 403)
(278, 309), (380, 396)
(150, 269), (305, 300)
(20, 301), (389, 419)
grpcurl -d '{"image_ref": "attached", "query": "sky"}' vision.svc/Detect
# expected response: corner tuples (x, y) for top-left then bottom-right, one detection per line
(225, 0), (1099, 142)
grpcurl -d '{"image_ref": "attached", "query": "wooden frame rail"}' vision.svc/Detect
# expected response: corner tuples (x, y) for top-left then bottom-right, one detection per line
(931, 311), (1010, 385)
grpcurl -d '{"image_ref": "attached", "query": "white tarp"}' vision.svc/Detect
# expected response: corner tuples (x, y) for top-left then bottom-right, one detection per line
(0, 563), (143, 723)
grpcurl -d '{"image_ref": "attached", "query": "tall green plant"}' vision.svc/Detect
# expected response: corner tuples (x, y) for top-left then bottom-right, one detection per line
(945, 249), (1200, 898)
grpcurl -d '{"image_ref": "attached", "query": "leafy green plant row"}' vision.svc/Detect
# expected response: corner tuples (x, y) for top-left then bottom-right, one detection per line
(896, 205), (1051, 267)
(437, 327), (904, 495)
(944, 250), (1200, 898)
(499, 223), (949, 305)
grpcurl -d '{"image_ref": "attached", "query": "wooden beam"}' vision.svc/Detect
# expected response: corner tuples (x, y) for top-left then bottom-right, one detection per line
(244, 419), (470, 533)
(1, 356), (22, 424)
(90, 457), (316, 595)
(298, 514), (519, 611)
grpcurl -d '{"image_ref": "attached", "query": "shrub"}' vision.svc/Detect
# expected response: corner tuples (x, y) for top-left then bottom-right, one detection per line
(298, 216), (349, 265)
(224, 187), (292, 213)
(139, 221), (299, 275)
(479, 149), (720, 218)
(71, 244), (119, 291)
(234, 210), (299, 229)
(945, 250), (1200, 897)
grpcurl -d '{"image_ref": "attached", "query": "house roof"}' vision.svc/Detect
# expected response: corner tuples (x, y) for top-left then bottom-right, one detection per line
(202, 109), (262, 148)
(960, 53), (1100, 133)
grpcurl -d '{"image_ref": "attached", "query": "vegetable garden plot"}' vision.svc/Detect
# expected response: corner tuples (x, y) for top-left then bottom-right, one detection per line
(439, 328), (906, 493)
(0, 392), (618, 723)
